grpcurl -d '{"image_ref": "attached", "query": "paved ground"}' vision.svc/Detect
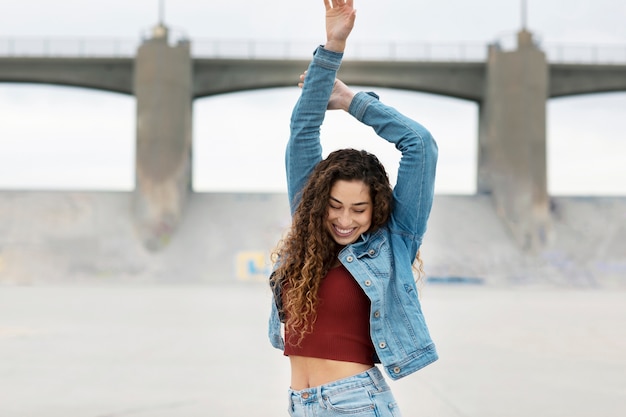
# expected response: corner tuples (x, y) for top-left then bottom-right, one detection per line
(1, 282), (625, 417)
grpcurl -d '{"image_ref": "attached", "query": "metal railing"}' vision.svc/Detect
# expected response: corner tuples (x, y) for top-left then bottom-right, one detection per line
(543, 43), (626, 65)
(0, 38), (139, 58)
(1, 37), (625, 64)
(191, 39), (490, 62)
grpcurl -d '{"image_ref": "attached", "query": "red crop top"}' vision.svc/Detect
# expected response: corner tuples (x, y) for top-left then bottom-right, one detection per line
(283, 264), (375, 365)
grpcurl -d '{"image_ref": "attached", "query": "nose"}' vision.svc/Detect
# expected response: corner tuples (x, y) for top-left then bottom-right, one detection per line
(337, 210), (351, 227)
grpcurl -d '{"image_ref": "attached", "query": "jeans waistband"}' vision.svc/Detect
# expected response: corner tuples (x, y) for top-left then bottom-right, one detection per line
(288, 366), (387, 405)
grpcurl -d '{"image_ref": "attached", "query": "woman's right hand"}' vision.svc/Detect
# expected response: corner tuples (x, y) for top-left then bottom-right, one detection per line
(324, 0), (356, 53)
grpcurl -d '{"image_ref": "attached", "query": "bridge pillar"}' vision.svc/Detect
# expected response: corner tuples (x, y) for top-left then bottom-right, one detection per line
(478, 30), (550, 252)
(133, 25), (193, 251)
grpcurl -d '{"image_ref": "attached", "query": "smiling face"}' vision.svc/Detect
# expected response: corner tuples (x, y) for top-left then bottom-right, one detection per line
(325, 179), (373, 246)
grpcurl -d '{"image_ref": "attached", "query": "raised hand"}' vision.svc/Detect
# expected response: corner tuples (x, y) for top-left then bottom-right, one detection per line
(298, 71), (355, 111)
(323, 0), (356, 53)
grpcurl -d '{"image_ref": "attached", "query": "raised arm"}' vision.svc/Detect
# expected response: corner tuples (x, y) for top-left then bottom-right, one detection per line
(349, 92), (438, 257)
(285, 0), (356, 214)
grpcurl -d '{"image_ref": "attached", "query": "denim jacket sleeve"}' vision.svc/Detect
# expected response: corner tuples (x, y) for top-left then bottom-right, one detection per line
(348, 92), (438, 259)
(285, 46), (343, 215)
(269, 46), (343, 349)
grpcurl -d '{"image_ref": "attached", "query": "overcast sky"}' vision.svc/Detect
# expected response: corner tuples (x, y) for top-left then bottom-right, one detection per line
(0, 0), (625, 195)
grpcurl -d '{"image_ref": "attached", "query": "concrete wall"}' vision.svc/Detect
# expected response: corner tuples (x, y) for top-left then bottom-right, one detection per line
(1, 191), (624, 288)
(0, 192), (288, 285)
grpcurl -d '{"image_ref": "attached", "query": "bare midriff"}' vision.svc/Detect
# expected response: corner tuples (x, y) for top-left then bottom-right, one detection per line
(289, 355), (374, 390)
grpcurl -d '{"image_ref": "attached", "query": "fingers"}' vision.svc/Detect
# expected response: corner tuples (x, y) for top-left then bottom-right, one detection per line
(325, 0), (353, 9)
(297, 71), (307, 88)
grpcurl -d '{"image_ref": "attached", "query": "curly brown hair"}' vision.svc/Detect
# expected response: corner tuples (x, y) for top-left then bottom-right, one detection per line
(271, 148), (393, 346)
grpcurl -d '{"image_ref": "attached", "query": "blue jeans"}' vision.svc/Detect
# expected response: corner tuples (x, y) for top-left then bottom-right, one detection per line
(287, 367), (402, 417)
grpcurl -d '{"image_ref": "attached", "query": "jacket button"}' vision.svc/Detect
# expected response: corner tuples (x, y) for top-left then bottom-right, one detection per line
(393, 367), (401, 374)
(374, 311), (380, 318)
(368, 249), (376, 256)
(364, 280), (372, 286)
(379, 341), (387, 349)
(346, 256), (354, 262)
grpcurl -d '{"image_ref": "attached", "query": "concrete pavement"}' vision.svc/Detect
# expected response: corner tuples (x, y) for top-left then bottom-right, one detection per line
(1, 282), (625, 417)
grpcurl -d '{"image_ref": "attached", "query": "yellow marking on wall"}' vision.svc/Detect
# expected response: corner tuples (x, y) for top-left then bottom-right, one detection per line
(235, 251), (271, 282)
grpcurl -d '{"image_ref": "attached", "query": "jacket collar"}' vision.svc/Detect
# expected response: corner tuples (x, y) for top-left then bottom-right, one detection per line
(342, 226), (387, 256)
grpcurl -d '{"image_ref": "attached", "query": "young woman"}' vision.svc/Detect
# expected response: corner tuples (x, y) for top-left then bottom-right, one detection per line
(269, 1), (439, 415)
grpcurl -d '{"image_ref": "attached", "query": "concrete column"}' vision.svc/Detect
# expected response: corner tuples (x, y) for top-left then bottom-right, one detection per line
(478, 30), (550, 251)
(476, 89), (492, 195)
(133, 26), (193, 251)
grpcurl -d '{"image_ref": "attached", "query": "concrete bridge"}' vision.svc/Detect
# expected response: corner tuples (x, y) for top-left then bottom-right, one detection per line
(2, 24), (626, 251)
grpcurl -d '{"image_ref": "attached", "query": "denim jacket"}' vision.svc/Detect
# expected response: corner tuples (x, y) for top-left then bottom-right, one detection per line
(268, 46), (439, 380)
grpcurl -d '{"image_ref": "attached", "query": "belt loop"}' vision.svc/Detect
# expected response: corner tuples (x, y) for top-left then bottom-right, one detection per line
(288, 390), (295, 413)
(317, 386), (325, 408)
(367, 367), (384, 392)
